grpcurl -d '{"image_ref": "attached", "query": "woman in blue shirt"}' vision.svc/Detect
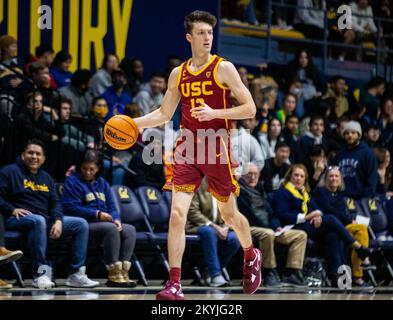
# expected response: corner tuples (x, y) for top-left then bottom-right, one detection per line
(62, 150), (137, 287)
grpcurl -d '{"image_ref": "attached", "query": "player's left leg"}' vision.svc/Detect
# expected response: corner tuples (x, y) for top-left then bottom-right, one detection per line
(217, 194), (262, 294)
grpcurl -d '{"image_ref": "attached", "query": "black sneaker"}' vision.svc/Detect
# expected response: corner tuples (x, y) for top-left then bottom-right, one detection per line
(282, 271), (307, 287)
(355, 246), (371, 260)
(263, 269), (282, 287)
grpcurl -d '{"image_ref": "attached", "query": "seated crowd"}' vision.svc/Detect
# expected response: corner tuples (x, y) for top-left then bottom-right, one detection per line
(0, 35), (393, 290)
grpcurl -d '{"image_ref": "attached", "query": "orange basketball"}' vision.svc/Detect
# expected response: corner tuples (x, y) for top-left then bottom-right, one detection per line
(104, 115), (139, 150)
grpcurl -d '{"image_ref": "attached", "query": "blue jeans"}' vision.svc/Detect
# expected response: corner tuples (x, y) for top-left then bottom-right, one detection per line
(197, 225), (241, 278)
(295, 215), (353, 275)
(6, 214), (89, 274)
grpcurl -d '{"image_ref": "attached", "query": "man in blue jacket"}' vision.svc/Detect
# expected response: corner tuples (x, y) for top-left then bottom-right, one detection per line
(335, 121), (378, 199)
(0, 139), (98, 289)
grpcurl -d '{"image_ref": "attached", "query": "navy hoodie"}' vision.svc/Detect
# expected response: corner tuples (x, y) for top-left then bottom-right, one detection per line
(334, 141), (378, 199)
(61, 173), (120, 222)
(0, 158), (63, 222)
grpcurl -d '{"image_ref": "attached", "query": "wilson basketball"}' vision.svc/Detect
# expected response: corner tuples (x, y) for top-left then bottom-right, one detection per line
(104, 115), (139, 150)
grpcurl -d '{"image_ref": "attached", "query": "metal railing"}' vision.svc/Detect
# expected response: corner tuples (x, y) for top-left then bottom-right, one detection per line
(266, 0), (393, 76)
(222, 0), (393, 80)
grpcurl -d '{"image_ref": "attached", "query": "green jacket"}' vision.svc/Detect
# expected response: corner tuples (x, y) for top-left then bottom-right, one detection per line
(186, 181), (227, 234)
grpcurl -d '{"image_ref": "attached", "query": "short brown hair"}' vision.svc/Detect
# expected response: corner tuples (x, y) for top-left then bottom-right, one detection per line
(26, 91), (43, 104)
(184, 11), (217, 33)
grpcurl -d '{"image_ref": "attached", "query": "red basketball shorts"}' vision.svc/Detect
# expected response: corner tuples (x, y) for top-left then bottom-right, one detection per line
(163, 134), (239, 202)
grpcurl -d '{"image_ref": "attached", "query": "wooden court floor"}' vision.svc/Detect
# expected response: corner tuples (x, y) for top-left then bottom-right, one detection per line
(1, 280), (393, 300)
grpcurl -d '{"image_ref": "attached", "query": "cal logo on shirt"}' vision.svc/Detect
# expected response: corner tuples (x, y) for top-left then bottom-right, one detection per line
(85, 192), (106, 203)
(23, 179), (49, 192)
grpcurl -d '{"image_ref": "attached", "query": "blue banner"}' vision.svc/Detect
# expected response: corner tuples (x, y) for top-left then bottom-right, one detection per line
(0, 0), (220, 76)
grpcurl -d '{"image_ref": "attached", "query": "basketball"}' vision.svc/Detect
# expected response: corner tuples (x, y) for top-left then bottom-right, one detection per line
(104, 115), (139, 150)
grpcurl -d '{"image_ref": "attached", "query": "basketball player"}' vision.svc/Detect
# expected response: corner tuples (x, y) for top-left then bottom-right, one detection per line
(134, 11), (261, 300)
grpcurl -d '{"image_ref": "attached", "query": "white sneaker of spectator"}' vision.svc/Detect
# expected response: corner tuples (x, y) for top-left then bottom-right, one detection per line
(377, 235), (387, 241)
(66, 267), (99, 288)
(33, 275), (55, 289)
(210, 274), (228, 287)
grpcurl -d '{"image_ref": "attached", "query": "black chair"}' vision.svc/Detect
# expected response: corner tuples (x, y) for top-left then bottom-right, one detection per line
(111, 185), (155, 286)
(4, 230), (25, 287)
(135, 186), (203, 284)
(358, 196), (393, 283)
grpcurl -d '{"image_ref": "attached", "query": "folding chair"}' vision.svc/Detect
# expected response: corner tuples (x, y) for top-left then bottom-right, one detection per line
(359, 196), (393, 285)
(111, 185), (155, 286)
(341, 196), (378, 286)
(135, 186), (203, 284)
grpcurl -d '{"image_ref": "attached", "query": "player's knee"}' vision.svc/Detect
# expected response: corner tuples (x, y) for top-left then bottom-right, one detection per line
(170, 207), (187, 227)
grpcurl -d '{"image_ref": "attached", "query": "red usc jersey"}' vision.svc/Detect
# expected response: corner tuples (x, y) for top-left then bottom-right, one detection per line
(177, 55), (232, 134)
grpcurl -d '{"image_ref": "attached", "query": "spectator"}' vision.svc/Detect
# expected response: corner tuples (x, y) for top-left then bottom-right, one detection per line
(60, 69), (93, 116)
(14, 92), (58, 152)
(360, 77), (385, 122)
(101, 69), (132, 121)
(260, 142), (291, 193)
(120, 57), (144, 97)
(56, 96), (94, 151)
(90, 54), (119, 98)
(165, 55), (182, 79)
(50, 51), (73, 88)
(85, 97), (108, 149)
(186, 179), (240, 287)
(0, 214), (23, 289)
(324, 76), (349, 118)
(326, 115), (350, 150)
(62, 150), (137, 288)
(282, 114), (300, 163)
(305, 145), (328, 190)
(274, 164), (371, 285)
(287, 50), (323, 108)
(380, 96), (393, 149)
(296, 114), (328, 163)
(374, 148), (393, 197)
(350, 0), (378, 39)
(134, 71), (167, 115)
(29, 61), (58, 104)
(374, 147), (393, 237)
(335, 0), (378, 61)
(364, 124), (381, 148)
(34, 44), (55, 68)
(258, 118), (285, 160)
(276, 93), (297, 125)
(238, 66), (250, 89)
(0, 35), (24, 95)
(25, 45), (56, 89)
(314, 167), (375, 288)
(335, 121), (378, 199)
(0, 140), (98, 289)
(238, 163), (308, 287)
(231, 120), (264, 176)
(293, 0), (326, 40)
(288, 79), (306, 118)
(0, 35), (20, 68)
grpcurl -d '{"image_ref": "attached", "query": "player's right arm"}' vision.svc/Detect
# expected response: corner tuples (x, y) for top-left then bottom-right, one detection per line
(133, 67), (181, 130)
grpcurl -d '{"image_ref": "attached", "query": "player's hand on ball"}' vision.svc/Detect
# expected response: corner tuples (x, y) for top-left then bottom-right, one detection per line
(191, 102), (216, 121)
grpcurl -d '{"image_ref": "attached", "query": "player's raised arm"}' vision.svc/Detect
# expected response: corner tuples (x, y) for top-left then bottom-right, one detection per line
(133, 67), (181, 130)
(191, 61), (256, 122)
